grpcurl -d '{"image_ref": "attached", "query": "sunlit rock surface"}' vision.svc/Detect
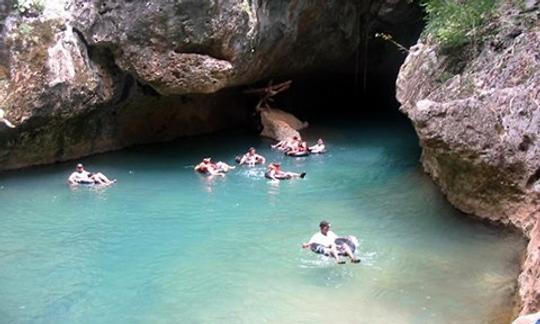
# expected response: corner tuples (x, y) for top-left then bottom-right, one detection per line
(397, 2), (540, 316)
(259, 107), (306, 141)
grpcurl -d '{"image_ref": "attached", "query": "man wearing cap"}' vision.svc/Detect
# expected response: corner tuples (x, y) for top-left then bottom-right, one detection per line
(302, 221), (360, 264)
(68, 163), (116, 185)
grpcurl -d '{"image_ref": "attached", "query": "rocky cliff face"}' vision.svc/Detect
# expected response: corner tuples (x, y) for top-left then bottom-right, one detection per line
(397, 1), (540, 315)
(0, 0), (418, 170)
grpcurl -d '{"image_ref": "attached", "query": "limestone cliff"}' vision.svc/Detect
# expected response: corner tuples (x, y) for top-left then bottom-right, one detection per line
(397, 1), (540, 315)
(0, 0), (418, 170)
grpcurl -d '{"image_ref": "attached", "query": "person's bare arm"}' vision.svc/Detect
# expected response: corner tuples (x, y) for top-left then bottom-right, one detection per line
(239, 155), (247, 165)
(68, 173), (78, 185)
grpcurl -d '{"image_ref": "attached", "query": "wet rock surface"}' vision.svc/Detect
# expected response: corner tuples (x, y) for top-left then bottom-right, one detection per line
(397, 2), (540, 316)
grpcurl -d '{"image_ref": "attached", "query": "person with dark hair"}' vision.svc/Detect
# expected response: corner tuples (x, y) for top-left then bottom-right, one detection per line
(68, 163), (116, 186)
(265, 162), (305, 180)
(302, 221), (360, 264)
(238, 147), (266, 166)
(194, 158), (226, 177)
(271, 135), (301, 152)
(286, 140), (309, 156)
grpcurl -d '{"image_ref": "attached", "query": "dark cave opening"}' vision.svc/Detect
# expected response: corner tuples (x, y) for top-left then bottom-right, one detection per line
(241, 3), (425, 126)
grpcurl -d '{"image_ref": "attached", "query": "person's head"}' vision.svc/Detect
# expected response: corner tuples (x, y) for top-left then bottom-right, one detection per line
(248, 147), (256, 155)
(317, 138), (324, 145)
(203, 157), (211, 164)
(268, 162), (280, 170)
(319, 220), (331, 234)
(75, 163), (84, 173)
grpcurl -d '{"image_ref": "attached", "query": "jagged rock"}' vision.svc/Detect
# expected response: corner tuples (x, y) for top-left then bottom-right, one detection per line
(397, 2), (540, 316)
(259, 107), (306, 141)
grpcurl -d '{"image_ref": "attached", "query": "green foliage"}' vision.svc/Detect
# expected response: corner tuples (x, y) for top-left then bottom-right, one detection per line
(18, 22), (33, 35)
(421, 0), (498, 49)
(13, 0), (45, 15)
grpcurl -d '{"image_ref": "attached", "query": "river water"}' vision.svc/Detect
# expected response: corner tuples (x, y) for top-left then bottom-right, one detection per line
(0, 120), (526, 323)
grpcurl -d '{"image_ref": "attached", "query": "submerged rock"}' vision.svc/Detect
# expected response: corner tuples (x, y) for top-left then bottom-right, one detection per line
(397, 2), (540, 316)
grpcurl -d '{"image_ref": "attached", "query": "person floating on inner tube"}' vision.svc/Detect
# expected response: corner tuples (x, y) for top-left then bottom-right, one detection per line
(238, 147), (266, 166)
(309, 139), (326, 154)
(286, 140), (309, 156)
(271, 135), (301, 152)
(302, 220), (360, 264)
(194, 157), (231, 177)
(265, 162), (305, 180)
(68, 163), (116, 186)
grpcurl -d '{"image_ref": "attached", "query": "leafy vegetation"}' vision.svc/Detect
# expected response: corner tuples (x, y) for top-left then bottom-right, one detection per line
(13, 0), (45, 15)
(420, 0), (498, 50)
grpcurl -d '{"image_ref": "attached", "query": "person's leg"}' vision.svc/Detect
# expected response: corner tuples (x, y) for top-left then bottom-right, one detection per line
(329, 245), (345, 264)
(216, 162), (225, 172)
(91, 175), (105, 184)
(94, 172), (115, 184)
(341, 244), (360, 262)
(286, 172), (305, 179)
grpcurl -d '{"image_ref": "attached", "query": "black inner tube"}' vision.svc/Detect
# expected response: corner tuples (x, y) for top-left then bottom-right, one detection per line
(286, 151), (310, 157)
(310, 238), (357, 256)
(264, 171), (292, 180)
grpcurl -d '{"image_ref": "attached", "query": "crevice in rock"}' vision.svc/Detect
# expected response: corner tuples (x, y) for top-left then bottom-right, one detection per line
(518, 134), (534, 152)
(115, 74), (134, 104)
(526, 167), (540, 188)
(137, 80), (160, 97)
(71, 26), (89, 49)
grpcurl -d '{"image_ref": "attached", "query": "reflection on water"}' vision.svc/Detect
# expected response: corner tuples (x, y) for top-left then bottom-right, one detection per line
(0, 120), (526, 324)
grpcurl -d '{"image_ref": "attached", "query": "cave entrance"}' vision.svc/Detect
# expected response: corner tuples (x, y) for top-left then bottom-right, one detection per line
(244, 4), (425, 125)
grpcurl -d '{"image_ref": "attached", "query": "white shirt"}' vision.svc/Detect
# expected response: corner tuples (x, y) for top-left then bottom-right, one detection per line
(308, 230), (338, 247)
(69, 170), (92, 183)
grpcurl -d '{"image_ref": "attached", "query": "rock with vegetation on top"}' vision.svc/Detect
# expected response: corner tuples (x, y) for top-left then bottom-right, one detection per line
(397, 1), (540, 316)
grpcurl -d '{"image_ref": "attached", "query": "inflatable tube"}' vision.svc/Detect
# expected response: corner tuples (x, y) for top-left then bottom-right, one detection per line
(195, 169), (210, 176)
(236, 155), (264, 165)
(76, 179), (95, 185)
(285, 151), (310, 157)
(335, 236), (358, 255)
(310, 236), (359, 256)
(265, 171), (292, 180)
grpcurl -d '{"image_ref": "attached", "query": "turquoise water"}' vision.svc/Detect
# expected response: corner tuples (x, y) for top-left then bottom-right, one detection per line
(0, 120), (526, 324)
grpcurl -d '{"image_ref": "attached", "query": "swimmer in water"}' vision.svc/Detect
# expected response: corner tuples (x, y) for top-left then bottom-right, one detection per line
(239, 147), (266, 166)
